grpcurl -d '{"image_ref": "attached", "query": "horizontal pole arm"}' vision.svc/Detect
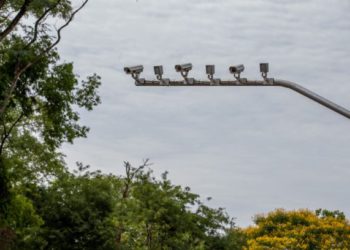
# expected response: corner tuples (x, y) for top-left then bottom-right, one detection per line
(134, 78), (350, 119)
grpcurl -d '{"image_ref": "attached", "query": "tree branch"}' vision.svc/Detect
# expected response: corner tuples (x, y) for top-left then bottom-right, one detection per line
(24, 0), (63, 49)
(43, 0), (88, 54)
(0, 111), (24, 155)
(1, 117), (8, 141)
(0, 65), (26, 116)
(0, 0), (88, 116)
(0, 0), (33, 42)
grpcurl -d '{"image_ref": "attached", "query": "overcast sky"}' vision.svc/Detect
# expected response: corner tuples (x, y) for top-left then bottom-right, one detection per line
(59, 0), (350, 226)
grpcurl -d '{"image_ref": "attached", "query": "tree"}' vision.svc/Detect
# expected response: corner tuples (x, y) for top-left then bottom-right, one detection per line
(0, 0), (101, 246)
(112, 162), (236, 250)
(24, 162), (241, 250)
(208, 228), (247, 250)
(34, 168), (119, 250)
(243, 209), (350, 250)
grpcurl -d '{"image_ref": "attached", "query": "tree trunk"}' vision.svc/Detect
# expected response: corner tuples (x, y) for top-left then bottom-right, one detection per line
(0, 157), (10, 219)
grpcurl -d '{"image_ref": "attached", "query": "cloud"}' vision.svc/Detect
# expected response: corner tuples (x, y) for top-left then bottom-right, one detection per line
(59, 0), (350, 226)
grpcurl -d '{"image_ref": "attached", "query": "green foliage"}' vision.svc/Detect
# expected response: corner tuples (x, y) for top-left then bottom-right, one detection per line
(0, 0), (100, 151)
(35, 170), (118, 250)
(116, 166), (232, 249)
(0, 0), (101, 246)
(0, 157), (10, 216)
(3, 194), (44, 249)
(0, 0), (73, 22)
(316, 208), (346, 220)
(9, 163), (238, 250)
(211, 228), (248, 250)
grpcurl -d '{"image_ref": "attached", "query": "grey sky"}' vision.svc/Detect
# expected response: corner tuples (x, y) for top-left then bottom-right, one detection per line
(60, 0), (350, 226)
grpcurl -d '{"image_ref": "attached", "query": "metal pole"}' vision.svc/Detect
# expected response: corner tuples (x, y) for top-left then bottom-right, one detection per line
(273, 79), (350, 119)
(133, 79), (350, 120)
(124, 64), (350, 120)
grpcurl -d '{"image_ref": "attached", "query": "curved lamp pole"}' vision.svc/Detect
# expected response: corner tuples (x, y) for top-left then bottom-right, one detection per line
(124, 63), (350, 120)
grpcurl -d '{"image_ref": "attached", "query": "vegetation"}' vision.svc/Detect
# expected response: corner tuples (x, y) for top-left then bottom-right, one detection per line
(0, 0), (100, 248)
(243, 209), (350, 250)
(1, 0), (349, 249)
(2, 159), (244, 249)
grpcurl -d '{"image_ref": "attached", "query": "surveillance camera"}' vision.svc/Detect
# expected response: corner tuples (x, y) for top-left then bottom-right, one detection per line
(229, 64), (245, 74)
(154, 65), (164, 76)
(260, 63), (269, 74)
(124, 65), (144, 74)
(206, 65), (215, 75)
(175, 63), (192, 72)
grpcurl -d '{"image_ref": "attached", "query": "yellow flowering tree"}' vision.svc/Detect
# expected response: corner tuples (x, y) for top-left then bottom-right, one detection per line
(243, 209), (350, 250)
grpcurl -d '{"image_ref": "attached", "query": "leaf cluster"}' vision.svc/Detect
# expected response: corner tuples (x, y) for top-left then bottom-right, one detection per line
(243, 208), (350, 250)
